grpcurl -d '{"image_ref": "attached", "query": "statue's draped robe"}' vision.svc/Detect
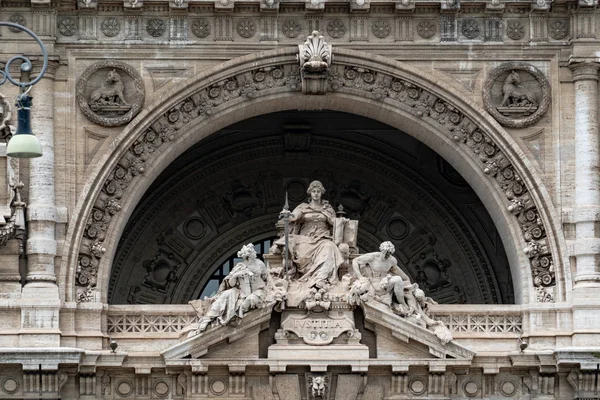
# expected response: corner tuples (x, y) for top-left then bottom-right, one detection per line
(287, 202), (344, 287)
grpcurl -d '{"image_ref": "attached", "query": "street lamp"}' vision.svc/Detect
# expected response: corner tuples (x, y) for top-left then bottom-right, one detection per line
(0, 21), (48, 158)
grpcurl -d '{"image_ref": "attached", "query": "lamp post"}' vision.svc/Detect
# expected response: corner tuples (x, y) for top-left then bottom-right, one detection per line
(0, 21), (47, 158)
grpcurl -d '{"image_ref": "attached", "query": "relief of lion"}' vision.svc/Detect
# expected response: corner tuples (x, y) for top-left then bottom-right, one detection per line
(89, 69), (129, 106)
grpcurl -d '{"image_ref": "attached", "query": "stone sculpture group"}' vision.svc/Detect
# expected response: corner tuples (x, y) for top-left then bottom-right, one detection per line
(187, 180), (452, 344)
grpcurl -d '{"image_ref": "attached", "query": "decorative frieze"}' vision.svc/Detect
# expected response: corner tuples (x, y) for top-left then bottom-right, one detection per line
(529, 13), (548, 41)
(33, 10), (56, 37)
(75, 50), (557, 303)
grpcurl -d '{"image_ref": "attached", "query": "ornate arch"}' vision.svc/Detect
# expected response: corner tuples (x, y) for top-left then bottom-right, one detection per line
(60, 46), (568, 305)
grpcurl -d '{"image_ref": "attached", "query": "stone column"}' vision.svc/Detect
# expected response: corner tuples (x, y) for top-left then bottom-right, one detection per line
(20, 59), (61, 347)
(570, 62), (600, 290)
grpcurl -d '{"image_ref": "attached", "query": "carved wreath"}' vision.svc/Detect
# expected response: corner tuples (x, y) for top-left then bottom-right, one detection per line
(76, 60), (146, 127)
(482, 62), (550, 129)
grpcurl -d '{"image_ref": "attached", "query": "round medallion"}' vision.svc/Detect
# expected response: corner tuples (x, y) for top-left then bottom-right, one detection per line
(506, 20), (525, 40)
(500, 380), (517, 396)
(286, 180), (307, 202)
(58, 17), (78, 36)
(387, 217), (410, 240)
(461, 19), (481, 39)
(2, 377), (19, 394)
(372, 20), (391, 38)
(548, 20), (568, 40)
(327, 19), (346, 38)
(483, 62), (550, 128)
(409, 378), (426, 395)
(416, 20), (436, 39)
(101, 17), (120, 37)
(116, 380), (133, 397)
(154, 380), (170, 397)
(210, 379), (227, 395)
(237, 19), (256, 38)
(183, 217), (207, 240)
(192, 19), (211, 38)
(282, 19), (301, 38)
(8, 15), (26, 32)
(76, 60), (146, 127)
(463, 380), (479, 396)
(146, 18), (166, 37)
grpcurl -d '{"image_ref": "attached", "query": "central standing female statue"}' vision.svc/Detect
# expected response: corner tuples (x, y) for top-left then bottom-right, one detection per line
(284, 180), (344, 289)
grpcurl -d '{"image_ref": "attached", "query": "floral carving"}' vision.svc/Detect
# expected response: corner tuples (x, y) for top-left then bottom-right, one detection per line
(548, 20), (568, 40)
(237, 19), (256, 38)
(507, 20), (525, 40)
(101, 17), (120, 37)
(461, 19), (481, 39)
(327, 19), (346, 38)
(146, 19), (166, 37)
(58, 17), (77, 37)
(282, 19), (301, 38)
(372, 20), (391, 38)
(9, 15), (26, 32)
(416, 20), (436, 39)
(76, 57), (556, 303)
(192, 19), (211, 38)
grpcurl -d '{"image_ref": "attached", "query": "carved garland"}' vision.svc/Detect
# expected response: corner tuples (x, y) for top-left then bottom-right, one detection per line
(75, 55), (555, 303)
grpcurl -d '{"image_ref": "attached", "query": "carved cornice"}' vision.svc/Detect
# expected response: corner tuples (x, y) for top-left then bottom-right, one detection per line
(74, 47), (556, 304)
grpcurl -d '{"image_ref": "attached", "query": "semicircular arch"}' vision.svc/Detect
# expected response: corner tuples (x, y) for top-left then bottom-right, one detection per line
(60, 46), (568, 305)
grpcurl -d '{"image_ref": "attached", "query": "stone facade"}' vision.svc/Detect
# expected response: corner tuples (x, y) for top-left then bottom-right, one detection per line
(0, 0), (600, 398)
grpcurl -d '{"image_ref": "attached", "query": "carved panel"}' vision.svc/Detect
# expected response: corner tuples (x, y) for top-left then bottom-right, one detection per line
(482, 62), (550, 128)
(77, 60), (146, 127)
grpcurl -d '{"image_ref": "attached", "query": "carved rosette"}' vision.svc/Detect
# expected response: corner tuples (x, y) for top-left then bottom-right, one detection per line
(298, 31), (332, 95)
(76, 61), (146, 127)
(482, 62), (550, 129)
(75, 53), (557, 303)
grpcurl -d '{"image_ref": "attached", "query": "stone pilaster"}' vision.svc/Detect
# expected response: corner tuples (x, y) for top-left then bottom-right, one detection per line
(20, 58), (61, 347)
(570, 62), (600, 291)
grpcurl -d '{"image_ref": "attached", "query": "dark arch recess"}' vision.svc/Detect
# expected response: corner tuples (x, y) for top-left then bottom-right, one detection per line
(110, 111), (512, 305)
